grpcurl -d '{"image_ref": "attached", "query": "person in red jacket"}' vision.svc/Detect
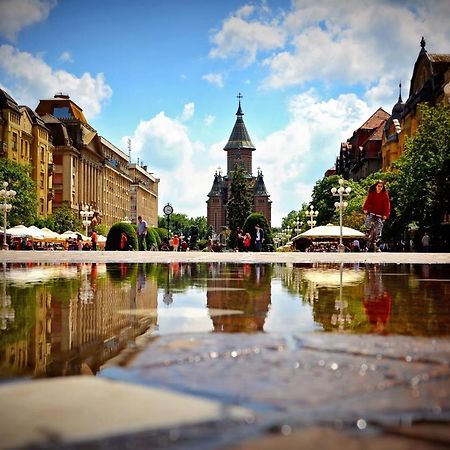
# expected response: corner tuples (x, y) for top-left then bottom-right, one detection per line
(363, 180), (390, 251)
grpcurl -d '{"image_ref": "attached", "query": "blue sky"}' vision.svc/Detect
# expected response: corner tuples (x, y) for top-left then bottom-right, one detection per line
(1, 0), (449, 226)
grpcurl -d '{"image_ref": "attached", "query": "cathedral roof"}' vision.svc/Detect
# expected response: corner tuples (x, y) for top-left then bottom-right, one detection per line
(254, 169), (269, 196)
(207, 172), (223, 197)
(392, 83), (405, 117)
(223, 99), (255, 151)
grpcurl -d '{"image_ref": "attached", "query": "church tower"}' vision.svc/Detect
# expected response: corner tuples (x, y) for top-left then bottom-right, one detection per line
(206, 94), (271, 234)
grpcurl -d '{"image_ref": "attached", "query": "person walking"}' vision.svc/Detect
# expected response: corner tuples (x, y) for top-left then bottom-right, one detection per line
(421, 232), (431, 252)
(120, 232), (128, 250)
(137, 216), (148, 251)
(91, 230), (98, 251)
(243, 233), (251, 252)
(172, 234), (180, 252)
(363, 180), (390, 251)
(254, 224), (265, 252)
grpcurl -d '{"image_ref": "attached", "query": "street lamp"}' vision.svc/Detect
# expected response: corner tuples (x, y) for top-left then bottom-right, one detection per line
(294, 217), (303, 235)
(80, 204), (94, 236)
(0, 182), (16, 250)
(331, 178), (352, 252)
(306, 205), (319, 229)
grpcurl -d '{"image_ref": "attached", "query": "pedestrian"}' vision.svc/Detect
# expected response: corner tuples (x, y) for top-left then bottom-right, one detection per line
(137, 215), (148, 251)
(352, 239), (360, 252)
(243, 232), (251, 252)
(362, 180), (390, 251)
(120, 231), (128, 250)
(254, 223), (265, 252)
(172, 234), (180, 252)
(421, 232), (431, 252)
(91, 230), (98, 251)
(236, 227), (244, 252)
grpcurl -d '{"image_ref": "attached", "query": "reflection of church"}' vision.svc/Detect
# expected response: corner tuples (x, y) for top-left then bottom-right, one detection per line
(207, 95), (271, 233)
(206, 264), (271, 332)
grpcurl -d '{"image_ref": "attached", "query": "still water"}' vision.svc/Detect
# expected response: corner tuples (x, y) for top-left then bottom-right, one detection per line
(0, 262), (449, 379)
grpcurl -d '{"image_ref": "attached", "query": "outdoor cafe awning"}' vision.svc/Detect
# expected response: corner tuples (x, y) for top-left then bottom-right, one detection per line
(293, 224), (365, 241)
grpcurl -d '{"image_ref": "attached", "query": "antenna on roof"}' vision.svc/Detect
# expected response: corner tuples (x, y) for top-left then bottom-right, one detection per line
(127, 138), (131, 163)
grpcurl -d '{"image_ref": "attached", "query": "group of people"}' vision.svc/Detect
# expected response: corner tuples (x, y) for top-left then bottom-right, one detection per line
(234, 224), (265, 252)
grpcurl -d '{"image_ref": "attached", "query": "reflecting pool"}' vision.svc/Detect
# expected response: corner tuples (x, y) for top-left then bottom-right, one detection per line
(1, 262), (449, 380)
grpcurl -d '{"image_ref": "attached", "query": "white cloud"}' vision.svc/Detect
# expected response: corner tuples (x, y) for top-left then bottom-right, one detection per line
(0, 45), (112, 118)
(254, 89), (372, 225)
(59, 51), (73, 63)
(202, 73), (224, 88)
(0, 0), (56, 41)
(204, 115), (216, 126)
(209, 9), (286, 66)
(181, 102), (195, 121)
(209, 0), (450, 95)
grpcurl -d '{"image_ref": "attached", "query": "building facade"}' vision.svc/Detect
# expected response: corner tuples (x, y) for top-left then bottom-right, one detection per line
(335, 108), (390, 181)
(129, 163), (159, 227)
(35, 93), (159, 228)
(381, 37), (450, 170)
(0, 89), (53, 216)
(207, 97), (271, 233)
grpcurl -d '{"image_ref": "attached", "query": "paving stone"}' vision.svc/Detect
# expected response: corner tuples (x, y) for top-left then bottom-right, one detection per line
(0, 376), (252, 450)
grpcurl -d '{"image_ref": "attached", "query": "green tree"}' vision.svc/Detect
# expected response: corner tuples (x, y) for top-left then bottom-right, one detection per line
(50, 204), (82, 234)
(227, 164), (253, 247)
(0, 159), (37, 226)
(243, 212), (273, 251)
(391, 104), (450, 239)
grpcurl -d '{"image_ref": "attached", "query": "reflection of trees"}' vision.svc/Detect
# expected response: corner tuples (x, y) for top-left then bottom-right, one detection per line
(207, 263), (272, 332)
(378, 264), (450, 336)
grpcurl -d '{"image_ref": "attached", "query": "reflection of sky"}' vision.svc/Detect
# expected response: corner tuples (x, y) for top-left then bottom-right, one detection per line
(259, 280), (322, 334)
(157, 288), (214, 334)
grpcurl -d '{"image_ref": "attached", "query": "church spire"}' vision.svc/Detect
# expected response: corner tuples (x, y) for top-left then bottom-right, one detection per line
(224, 93), (255, 151)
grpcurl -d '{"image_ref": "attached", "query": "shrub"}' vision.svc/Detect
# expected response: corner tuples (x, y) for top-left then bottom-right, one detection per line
(105, 222), (137, 250)
(146, 228), (159, 250)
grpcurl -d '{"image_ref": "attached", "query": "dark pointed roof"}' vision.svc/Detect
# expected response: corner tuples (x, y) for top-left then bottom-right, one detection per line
(0, 88), (20, 113)
(254, 169), (269, 196)
(207, 171), (223, 197)
(224, 99), (255, 151)
(392, 82), (405, 117)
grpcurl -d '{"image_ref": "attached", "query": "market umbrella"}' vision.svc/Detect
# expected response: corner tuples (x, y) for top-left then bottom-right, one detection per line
(40, 227), (64, 241)
(5, 225), (44, 239)
(294, 224), (365, 240)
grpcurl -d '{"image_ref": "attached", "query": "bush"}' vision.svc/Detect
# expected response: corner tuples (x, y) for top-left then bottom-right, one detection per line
(105, 222), (137, 250)
(146, 228), (159, 250)
(242, 213), (273, 251)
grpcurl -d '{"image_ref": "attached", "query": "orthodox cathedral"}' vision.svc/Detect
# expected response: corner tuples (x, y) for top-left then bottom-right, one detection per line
(206, 95), (271, 233)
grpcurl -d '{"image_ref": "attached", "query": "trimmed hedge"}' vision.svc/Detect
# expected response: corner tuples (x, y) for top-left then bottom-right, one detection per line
(105, 222), (137, 250)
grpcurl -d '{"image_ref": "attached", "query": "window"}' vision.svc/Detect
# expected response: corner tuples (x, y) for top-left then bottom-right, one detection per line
(12, 132), (18, 151)
(53, 107), (72, 119)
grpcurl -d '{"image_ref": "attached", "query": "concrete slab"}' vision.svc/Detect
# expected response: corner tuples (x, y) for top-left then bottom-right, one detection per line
(0, 376), (252, 450)
(0, 250), (449, 265)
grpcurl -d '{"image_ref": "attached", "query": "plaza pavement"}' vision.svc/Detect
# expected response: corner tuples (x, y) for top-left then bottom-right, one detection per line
(0, 250), (449, 450)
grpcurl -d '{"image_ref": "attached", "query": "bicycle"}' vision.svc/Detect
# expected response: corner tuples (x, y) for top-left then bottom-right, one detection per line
(365, 213), (383, 252)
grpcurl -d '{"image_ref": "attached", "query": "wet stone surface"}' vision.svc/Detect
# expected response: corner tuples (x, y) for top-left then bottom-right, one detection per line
(100, 332), (450, 446)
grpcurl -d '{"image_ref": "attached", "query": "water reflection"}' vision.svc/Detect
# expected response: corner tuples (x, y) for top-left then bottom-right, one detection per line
(0, 262), (449, 380)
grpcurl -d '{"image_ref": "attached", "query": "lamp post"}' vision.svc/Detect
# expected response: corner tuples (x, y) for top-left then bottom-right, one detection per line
(306, 205), (319, 229)
(163, 203), (173, 239)
(331, 178), (352, 252)
(295, 217), (303, 235)
(80, 204), (94, 236)
(0, 182), (16, 250)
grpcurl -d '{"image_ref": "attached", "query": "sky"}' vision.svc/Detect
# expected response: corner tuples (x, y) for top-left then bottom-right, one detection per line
(0, 0), (449, 226)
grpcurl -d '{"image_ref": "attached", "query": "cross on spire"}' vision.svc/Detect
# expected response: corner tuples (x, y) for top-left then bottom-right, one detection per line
(237, 92), (243, 101)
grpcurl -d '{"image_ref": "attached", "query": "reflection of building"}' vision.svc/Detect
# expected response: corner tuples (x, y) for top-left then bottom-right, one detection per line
(0, 263), (158, 378)
(207, 96), (271, 232)
(206, 264), (271, 332)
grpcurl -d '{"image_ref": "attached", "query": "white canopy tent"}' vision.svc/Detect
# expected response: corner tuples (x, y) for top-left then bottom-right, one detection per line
(294, 224), (365, 240)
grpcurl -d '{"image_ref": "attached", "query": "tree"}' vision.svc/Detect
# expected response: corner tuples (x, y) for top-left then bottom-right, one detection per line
(243, 212), (273, 251)
(0, 159), (37, 226)
(227, 163), (253, 247)
(391, 104), (450, 240)
(50, 204), (82, 234)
